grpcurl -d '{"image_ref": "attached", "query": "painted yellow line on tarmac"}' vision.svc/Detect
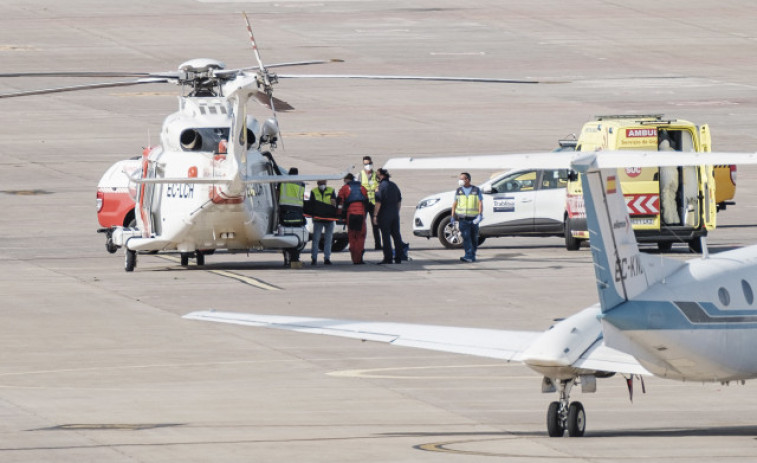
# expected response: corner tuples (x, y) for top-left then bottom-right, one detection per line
(157, 255), (281, 291)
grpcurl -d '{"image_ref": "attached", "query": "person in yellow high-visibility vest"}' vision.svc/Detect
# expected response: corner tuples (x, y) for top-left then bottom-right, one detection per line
(278, 167), (305, 267)
(451, 172), (483, 263)
(308, 180), (337, 266)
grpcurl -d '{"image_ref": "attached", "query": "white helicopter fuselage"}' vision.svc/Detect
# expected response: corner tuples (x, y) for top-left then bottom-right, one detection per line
(116, 92), (307, 255)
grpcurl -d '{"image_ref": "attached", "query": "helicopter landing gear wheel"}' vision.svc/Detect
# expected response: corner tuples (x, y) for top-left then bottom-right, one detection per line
(125, 249), (137, 272)
(105, 229), (118, 254)
(195, 250), (205, 266)
(546, 401), (564, 437)
(180, 252), (191, 266)
(567, 402), (586, 437)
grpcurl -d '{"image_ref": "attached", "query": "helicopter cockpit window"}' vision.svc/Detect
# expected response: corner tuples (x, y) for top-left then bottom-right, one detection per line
(490, 170), (537, 193)
(180, 127), (230, 152)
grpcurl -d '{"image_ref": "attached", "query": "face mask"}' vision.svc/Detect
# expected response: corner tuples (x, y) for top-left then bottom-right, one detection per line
(318, 184), (326, 191)
(458, 179), (465, 187)
(364, 164), (373, 171)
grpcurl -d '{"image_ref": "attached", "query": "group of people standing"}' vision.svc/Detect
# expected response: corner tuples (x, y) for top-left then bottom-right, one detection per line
(278, 159), (483, 267)
(337, 156), (405, 265)
(278, 156), (406, 267)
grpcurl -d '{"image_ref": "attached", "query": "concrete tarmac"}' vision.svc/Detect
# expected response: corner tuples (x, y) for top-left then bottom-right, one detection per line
(2, 1), (757, 461)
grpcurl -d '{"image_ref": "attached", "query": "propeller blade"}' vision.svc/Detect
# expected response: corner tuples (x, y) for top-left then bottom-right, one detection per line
(277, 73), (545, 84)
(0, 78), (171, 99)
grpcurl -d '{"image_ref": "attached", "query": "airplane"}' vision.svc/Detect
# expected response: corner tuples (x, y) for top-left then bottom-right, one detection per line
(0, 13), (542, 271)
(185, 149), (757, 437)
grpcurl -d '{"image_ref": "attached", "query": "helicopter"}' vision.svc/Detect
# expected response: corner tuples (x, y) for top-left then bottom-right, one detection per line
(0, 13), (543, 271)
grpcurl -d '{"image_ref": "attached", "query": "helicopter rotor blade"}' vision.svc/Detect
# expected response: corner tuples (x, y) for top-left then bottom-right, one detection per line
(0, 78), (172, 99)
(0, 71), (180, 79)
(242, 12), (268, 79)
(276, 74), (547, 84)
(253, 92), (294, 112)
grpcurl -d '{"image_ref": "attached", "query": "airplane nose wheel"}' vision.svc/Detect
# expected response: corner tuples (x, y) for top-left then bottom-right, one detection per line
(546, 379), (585, 437)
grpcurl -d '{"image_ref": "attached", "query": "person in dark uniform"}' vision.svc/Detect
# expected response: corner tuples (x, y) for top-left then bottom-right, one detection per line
(373, 168), (404, 264)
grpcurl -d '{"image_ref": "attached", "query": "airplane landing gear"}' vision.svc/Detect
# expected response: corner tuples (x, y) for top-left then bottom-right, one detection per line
(546, 379), (585, 437)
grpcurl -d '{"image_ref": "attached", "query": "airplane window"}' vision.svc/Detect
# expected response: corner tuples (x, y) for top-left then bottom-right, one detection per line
(718, 287), (731, 306)
(742, 280), (754, 305)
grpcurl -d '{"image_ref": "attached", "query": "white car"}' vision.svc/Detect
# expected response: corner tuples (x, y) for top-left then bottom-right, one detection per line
(413, 168), (570, 248)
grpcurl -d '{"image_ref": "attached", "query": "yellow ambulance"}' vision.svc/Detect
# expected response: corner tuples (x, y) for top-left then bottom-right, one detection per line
(564, 114), (732, 252)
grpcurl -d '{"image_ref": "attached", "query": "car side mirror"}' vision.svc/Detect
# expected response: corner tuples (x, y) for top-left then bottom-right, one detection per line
(482, 185), (493, 194)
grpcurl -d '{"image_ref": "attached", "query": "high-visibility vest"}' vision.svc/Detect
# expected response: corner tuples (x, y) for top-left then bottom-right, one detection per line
(454, 186), (481, 219)
(279, 182), (304, 207)
(361, 170), (379, 204)
(311, 186), (335, 205)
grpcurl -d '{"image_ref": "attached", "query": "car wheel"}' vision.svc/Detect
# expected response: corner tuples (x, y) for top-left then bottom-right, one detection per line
(564, 218), (581, 251)
(437, 216), (463, 249)
(477, 237), (486, 246)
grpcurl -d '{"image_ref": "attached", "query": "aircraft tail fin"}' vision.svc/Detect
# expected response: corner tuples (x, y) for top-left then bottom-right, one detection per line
(573, 153), (681, 312)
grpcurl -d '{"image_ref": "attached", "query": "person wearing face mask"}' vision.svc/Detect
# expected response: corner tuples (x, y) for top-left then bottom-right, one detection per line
(360, 155), (383, 251)
(451, 172), (483, 263)
(308, 180), (337, 266)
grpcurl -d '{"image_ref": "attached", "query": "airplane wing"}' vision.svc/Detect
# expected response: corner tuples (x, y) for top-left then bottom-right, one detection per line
(383, 152), (569, 170)
(183, 310), (541, 361)
(574, 340), (651, 376)
(244, 172), (350, 184)
(383, 150), (757, 171)
(183, 310), (652, 378)
(132, 177), (233, 184)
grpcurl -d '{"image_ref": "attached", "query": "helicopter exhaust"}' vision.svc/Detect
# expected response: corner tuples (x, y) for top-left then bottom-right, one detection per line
(180, 129), (202, 151)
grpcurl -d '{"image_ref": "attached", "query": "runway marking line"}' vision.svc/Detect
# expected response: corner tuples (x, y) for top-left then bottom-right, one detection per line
(156, 255), (281, 291)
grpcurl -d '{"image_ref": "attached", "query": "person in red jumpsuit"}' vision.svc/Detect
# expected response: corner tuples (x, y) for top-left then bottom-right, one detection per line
(337, 173), (369, 264)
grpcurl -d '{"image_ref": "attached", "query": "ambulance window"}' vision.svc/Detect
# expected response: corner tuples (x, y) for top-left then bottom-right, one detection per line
(742, 280), (754, 305)
(718, 287), (731, 306)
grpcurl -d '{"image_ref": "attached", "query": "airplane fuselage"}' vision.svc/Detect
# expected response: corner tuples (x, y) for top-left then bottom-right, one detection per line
(602, 244), (757, 382)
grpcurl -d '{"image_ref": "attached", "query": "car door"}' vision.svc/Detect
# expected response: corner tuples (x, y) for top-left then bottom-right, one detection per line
(480, 169), (538, 234)
(533, 169), (570, 234)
